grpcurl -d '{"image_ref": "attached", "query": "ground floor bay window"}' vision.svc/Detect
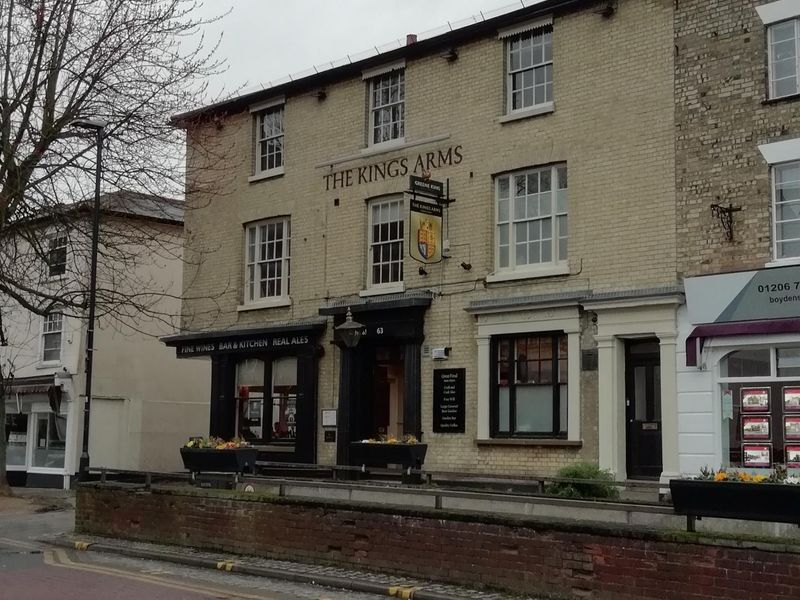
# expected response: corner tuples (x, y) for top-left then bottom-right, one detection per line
(491, 333), (568, 438)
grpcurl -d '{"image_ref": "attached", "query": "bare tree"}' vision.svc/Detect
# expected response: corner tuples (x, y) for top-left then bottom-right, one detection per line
(0, 0), (235, 492)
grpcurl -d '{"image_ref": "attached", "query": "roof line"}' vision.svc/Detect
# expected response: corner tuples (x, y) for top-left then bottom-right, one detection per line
(172, 0), (590, 125)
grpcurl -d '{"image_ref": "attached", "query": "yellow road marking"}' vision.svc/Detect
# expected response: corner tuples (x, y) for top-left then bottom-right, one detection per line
(0, 537), (39, 551)
(388, 586), (416, 598)
(216, 560), (235, 571)
(41, 548), (275, 599)
(74, 541), (91, 551)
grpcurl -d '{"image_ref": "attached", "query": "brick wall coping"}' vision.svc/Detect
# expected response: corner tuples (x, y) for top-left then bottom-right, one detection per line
(80, 482), (800, 556)
(238, 475), (673, 514)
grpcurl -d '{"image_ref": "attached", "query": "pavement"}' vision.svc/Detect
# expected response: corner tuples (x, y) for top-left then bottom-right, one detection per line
(47, 532), (532, 600)
(1, 489), (537, 600)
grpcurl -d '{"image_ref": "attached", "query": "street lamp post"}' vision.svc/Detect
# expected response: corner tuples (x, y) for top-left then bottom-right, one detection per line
(69, 118), (107, 482)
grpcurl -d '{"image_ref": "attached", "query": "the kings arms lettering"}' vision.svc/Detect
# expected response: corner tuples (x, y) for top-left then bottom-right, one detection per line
(323, 145), (463, 191)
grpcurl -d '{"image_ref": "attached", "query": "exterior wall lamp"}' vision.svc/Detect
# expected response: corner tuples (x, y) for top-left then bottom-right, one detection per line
(335, 307), (364, 349)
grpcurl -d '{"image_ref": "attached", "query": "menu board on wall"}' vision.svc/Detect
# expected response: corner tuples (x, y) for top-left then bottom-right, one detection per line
(742, 416), (770, 440)
(741, 388), (770, 412)
(433, 368), (465, 433)
(742, 444), (771, 467)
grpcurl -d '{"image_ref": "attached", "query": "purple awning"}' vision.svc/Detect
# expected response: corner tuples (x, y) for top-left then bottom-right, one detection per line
(685, 318), (800, 366)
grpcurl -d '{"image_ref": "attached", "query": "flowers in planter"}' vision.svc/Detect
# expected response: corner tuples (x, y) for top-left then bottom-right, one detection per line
(184, 436), (250, 449)
(696, 464), (798, 484)
(359, 434), (419, 444)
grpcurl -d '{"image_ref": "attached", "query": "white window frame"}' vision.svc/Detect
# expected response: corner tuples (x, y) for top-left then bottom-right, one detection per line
(772, 160), (800, 262)
(40, 312), (63, 364)
(767, 17), (800, 100)
(250, 100), (285, 180)
(367, 196), (405, 291)
(46, 234), (67, 278)
(368, 70), (405, 147)
(504, 24), (553, 116)
(475, 307), (581, 443)
(494, 164), (568, 278)
(243, 217), (291, 307)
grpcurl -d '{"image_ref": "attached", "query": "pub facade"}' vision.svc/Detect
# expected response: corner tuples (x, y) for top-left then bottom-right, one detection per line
(168, 0), (684, 480)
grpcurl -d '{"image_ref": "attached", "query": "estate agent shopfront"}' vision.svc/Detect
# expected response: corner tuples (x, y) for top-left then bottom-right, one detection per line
(678, 265), (800, 474)
(164, 320), (326, 463)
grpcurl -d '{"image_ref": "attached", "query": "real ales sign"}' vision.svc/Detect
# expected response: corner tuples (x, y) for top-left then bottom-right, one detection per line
(409, 199), (442, 264)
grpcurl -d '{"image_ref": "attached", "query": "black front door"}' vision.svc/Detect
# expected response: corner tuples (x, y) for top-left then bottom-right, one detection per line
(625, 339), (663, 479)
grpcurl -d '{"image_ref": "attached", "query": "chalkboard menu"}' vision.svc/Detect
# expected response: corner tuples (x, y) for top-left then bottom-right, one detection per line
(433, 368), (465, 433)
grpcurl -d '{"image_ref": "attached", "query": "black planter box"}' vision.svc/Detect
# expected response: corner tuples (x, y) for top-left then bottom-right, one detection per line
(670, 478), (800, 524)
(180, 447), (259, 475)
(349, 442), (428, 471)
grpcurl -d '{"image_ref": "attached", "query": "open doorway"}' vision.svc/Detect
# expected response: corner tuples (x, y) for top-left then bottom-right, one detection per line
(367, 346), (405, 440)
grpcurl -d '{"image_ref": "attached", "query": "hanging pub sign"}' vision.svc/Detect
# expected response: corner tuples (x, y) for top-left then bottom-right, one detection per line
(409, 199), (443, 264)
(409, 175), (444, 199)
(433, 368), (465, 433)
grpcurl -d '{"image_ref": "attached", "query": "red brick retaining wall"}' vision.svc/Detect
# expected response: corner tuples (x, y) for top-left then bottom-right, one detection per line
(77, 485), (800, 600)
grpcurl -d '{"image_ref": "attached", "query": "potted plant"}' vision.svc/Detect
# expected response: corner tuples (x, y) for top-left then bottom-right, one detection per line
(349, 435), (427, 483)
(180, 437), (259, 475)
(670, 465), (800, 525)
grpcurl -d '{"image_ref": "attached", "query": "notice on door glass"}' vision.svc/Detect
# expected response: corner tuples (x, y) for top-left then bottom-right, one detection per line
(433, 368), (465, 433)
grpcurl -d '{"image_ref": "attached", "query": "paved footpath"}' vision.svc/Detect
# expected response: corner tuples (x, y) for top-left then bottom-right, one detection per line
(1, 490), (537, 600)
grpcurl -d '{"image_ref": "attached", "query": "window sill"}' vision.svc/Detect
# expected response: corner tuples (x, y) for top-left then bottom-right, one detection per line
(498, 103), (554, 124)
(237, 297), (292, 312)
(359, 282), (405, 297)
(36, 361), (62, 371)
(362, 138), (406, 156)
(485, 264), (570, 283)
(765, 257), (800, 269)
(248, 167), (285, 183)
(476, 438), (582, 448)
(316, 134), (450, 169)
(763, 92), (800, 105)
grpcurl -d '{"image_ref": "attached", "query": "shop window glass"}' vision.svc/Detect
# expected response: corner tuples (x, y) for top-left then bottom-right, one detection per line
(32, 413), (65, 469)
(236, 359), (265, 441)
(778, 348), (800, 377)
(236, 357), (297, 445)
(721, 348), (770, 378)
(271, 357), (297, 441)
(5, 413), (28, 466)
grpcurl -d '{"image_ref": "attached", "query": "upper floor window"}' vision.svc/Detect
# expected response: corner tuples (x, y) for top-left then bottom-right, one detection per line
(773, 160), (800, 259)
(370, 70), (405, 146)
(492, 333), (568, 438)
(41, 312), (63, 363)
(506, 25), (552, 114)
(245, 217), (290, 304)
(254, 105), (284, 177)
(47, 235), (67, 277)
(495, 165), (567, 273)
(368, 197), (404, 287)
(768, 18), (800, 99)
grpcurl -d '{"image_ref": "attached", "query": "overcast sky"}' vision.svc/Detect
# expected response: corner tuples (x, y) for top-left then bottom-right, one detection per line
(195, 1), (528, 96)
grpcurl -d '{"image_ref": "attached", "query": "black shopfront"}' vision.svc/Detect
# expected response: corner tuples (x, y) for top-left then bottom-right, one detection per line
(321, 295), (431, 466)
(163, 320), (326, 464)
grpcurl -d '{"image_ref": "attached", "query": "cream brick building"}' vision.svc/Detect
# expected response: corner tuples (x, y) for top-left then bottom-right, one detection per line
(166, 0), (681, 481)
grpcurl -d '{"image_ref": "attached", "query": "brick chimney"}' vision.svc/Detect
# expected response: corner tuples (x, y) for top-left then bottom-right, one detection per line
(406, 34), (418, 45)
